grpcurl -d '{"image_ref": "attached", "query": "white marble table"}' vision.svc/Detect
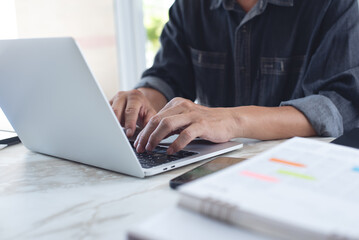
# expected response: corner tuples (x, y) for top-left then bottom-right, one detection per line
(0, 138), (333, 240)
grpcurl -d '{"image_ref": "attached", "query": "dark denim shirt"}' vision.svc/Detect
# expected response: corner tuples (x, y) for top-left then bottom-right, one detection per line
(136, 0), (359, 137)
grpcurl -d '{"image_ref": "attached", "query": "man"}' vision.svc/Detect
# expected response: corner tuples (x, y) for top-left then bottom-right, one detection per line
(110, 0), (359, 154)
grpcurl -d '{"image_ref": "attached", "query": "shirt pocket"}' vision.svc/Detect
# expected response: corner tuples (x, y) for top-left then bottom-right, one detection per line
(190, 47), (227, 107)
(259, 56), (305, 106)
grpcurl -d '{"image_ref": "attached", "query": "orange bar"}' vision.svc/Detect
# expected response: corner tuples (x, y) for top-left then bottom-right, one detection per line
(270, 158), (306, 168)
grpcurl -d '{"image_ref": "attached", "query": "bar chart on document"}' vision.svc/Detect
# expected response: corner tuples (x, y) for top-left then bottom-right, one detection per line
(202, 138), (359, 233)
(232, 138), (359, 201)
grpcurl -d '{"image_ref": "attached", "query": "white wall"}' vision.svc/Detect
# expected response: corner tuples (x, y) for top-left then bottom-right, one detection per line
(0, 0), (18, 39)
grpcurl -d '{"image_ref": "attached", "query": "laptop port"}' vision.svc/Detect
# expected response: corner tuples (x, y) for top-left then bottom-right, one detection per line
(163, 168), (167, 171)
(171, 165), (175, 168)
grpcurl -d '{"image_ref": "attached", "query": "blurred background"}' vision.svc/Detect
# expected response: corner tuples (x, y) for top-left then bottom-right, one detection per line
(143, 0), (173, 68)
(0, 0), (174, 129)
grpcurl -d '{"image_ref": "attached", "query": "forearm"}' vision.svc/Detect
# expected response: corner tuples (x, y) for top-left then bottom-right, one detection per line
(232, 106), (317, 140)
(138, 87), (168, 112)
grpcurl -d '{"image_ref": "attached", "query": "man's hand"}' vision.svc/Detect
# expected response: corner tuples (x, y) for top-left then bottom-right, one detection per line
(134, 98), (238, 154)
(110, 88), (167, 138)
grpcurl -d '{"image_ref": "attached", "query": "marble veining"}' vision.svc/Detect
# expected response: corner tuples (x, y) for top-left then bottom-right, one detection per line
(0, 138), (333, 240)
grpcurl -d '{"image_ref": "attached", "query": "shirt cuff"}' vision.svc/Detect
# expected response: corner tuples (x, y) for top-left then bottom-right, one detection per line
(134, 76), (176, 102)
(280, 95), (343, 137)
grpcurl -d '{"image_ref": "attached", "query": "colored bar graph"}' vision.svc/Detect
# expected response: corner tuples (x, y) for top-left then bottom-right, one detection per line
(277, 170), (315, 180)
(270, 158), (306, 168)
(240, 170), (279, 183)
(353, 167), (359, 172)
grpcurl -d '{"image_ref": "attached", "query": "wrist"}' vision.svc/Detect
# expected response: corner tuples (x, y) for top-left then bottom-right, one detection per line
(223, 107), (247, 139)
(229, 106), (253, 139)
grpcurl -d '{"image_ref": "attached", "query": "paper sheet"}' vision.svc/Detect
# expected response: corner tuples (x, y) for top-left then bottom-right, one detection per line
(0, 131), (17, 140)
(0, 108), (14, 131)
(181, 137), (359, 238)
(128, 207), (270, 240)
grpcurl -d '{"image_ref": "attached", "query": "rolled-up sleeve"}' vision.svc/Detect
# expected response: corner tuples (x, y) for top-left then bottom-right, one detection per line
(283, 0), (359, 137)
(135, 0), (196, 102)
(281, 95), (343, 136)
(135, 76), (176, 101)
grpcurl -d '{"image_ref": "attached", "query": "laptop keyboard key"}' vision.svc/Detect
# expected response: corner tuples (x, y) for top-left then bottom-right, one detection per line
(130, 141), (198, 169)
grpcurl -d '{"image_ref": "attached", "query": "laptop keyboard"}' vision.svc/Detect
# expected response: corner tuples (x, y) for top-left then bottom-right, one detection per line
(130, 142), (198, 169)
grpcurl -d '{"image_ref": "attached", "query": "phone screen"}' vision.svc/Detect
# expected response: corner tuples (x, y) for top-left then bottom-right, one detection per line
(170, 157), (246, 189)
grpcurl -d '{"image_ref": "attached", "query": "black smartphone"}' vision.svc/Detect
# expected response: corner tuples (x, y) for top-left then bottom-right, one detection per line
(169, 157), (247, 189)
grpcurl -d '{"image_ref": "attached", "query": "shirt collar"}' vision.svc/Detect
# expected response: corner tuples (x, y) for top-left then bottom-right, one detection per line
(210, 0), (294, 10)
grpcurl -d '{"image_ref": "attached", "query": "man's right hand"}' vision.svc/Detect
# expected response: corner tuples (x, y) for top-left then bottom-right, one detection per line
(110, 88), (167, 138)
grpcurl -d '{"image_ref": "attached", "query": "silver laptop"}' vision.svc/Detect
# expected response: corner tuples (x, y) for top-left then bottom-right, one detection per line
(0, 38), (242, 178)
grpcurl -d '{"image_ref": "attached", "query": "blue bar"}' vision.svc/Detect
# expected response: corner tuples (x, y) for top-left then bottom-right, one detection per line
(352, 167), (359, 172)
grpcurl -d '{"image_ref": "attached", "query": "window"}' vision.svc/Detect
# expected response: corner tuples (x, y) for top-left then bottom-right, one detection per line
(114, 0), (174, 90)
(14, 0), (119, 99)
(0, 0), (174, 129)
(143, 0), (174, 67)
(1, 0), (174, 100)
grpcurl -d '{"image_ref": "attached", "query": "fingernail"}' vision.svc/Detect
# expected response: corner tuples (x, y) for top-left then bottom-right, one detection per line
(167, 147), (174, 155)
(136, 145), (142, 153)
(145, 144), (152, 151)
(126, 129), (132, 137)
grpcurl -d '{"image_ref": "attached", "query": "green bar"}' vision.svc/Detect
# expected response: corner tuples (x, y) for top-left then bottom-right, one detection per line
(277, 170), (316, 181)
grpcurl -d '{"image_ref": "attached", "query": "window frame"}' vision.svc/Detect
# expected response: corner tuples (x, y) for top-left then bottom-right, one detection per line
(114, 0), (147, 91)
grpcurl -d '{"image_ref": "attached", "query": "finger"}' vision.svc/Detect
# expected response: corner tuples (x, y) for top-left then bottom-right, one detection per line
(136, 104), (187, 153)
(167, 123), (202, 154)
(135, 115), (162, 153)
(134, 128), (143, 148)
(124, 99), (142, 138)
(111, 96), (126, 124)
(135, 126), (181, 148)
(140, 101), (185, 127)
(145, 114), (193, 151)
